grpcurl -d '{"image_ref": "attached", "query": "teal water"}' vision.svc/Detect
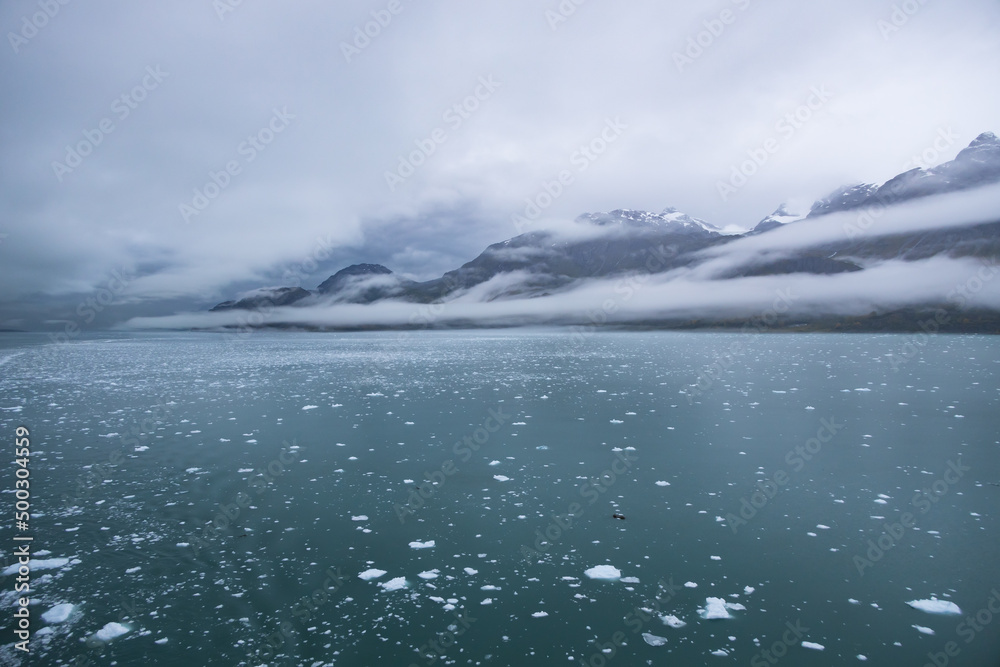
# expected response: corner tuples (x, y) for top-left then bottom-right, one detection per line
(0, 331), (998, 666)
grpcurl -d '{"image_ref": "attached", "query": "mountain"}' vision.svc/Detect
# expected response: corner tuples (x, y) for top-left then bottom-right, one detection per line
(808, 131), (1000, 218)
(316, 263), (414, 304)
(577, 207), (722, 236)
(206, 131), (1000, 330)
(210, 286), (310, 312)
(750, 204), (802, 234)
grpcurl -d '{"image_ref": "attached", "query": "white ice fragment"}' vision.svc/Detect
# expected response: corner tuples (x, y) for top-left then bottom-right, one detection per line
(301, 405), (319, 411)
(660, 614), (686, 628)
(41, 604), (75, 623)
(380, 577), (407, 591)
(95, 622), (130, 641)
(358, 569), (387, 580)
(699, 597), (742, 620)
(912, 625), (935, 635)
(3, 558), (70, 576)
(802, 642), (824, 650)
(409, 540), (435, 549)
(531, 611), (549, 617)
(906, 599), (961, 615)
(584, 565), (621, 580)
(642, 633), (667, 646)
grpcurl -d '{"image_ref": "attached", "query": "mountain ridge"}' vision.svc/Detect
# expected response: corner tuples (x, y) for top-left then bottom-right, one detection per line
(208, 131), (1000, 318)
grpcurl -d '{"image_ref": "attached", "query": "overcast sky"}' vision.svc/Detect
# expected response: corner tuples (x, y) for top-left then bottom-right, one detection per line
(2, 0), (999, 327)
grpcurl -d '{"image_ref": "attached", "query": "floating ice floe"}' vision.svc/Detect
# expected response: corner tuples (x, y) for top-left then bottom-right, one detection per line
(620, 577), (640, 584)
(802, 642), (824, 650)
(493, 475), (511, 482)
(358, 569), (387, 580)
(642, 633), (667, 646)
(125, 567), (140, 574)
(531, 611), (548, 618)
(464, 567), (478, 575)
(380, 577), (407, 591)
(3, 558), (70, 576)
(660, 614), (686, 628)
(684, 581), (698, 588)
(409, 540), (435, 549)
(41, 604), (75, 624)
(301, 405), (319, 410)
(698, 597), (744, 620)
(584, 565), (621, 580)
(711, 649), (729, 656)
(655, 481), (670, 486)
(418, 569), (440, 580)
(351, 515), (368, 521)
(94, 622), (130, 641)
(912, 625), (935, 635)
(906, 599), (961, 615)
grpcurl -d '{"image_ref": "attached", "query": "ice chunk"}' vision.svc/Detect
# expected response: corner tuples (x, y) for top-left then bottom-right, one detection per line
(41, 604), (75, 623)
(655, 481), (670, 486)
(642, 633), (667, 646)
(684, 582), (698, 588)
(660, 614), (686, 628)
(711, 649), (729, 656)
(351, 515), (368, 521)
(802, 642), (824, 650)
(358, 569), (387, 580)
(95, 622), (130, 641)
(907, 599), (961, 615)
(699, 597), (741, 620)
(912, 625), (935, 635)
(301, 405), (318, 410)
(493, 475), (511, 482)
(3, 558), (70, 576)
(409, 540), (435, 549)
(584, 565), (621, 580)
(531, 611), (549, 618)
(418, 570), (440, 580)
(380, 577), (407, 591)
(464, 567), (478, 575)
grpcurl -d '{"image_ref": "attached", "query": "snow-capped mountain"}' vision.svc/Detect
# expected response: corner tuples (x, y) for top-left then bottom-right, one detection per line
(208, 131), (1000, 329)
(750, 204), (804, 234)
(808, 131), (1000, 218)
(575, 207), (722, 236)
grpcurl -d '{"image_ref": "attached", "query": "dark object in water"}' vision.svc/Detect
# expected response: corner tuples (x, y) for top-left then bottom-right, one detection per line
(612, 513), (626, 520)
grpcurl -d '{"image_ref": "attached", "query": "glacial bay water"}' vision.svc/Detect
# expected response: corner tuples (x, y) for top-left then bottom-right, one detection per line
(0, 330), (998, 666)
